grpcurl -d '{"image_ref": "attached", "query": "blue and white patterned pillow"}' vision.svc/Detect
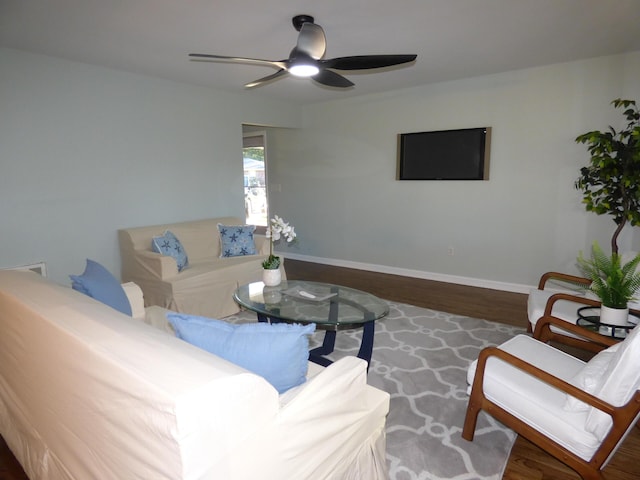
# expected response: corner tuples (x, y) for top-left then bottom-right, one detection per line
(151, 230), (189, 271)
(218, 224), (257, 258)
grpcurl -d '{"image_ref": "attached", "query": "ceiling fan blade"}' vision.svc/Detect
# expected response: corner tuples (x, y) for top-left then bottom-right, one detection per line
(322, 54), (417, 71)
(189, 53), (286, 70)
(312, 69), (354, 88)
(245, 69), (288, 88)
(295, 22), (326, 60)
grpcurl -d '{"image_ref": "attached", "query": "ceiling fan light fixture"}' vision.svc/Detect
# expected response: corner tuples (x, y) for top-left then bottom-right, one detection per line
(190, 14), (417, 89)
(288, 63), (319, 77)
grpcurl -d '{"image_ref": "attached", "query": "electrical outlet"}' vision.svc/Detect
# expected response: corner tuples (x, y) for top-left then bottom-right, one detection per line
(448, 246), (455, 256)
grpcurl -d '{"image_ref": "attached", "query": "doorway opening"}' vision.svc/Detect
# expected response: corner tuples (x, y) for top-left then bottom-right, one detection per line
(242, 130), (268, 227)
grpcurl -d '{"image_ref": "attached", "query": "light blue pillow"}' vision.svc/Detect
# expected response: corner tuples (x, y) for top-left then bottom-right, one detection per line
(70, 259), (132, 316)
(167, 313), (316, 393)
(217, 224), (257, 258)
(152, 230), (188, 271)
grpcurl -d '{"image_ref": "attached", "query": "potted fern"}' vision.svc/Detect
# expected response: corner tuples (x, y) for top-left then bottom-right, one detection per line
(577, 242), (640, 326)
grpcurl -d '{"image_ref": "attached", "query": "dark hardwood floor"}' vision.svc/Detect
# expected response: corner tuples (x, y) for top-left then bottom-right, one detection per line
(0, 436), (27, 480)
(286, 259), (530, 328)
(1, 259), (637, 479)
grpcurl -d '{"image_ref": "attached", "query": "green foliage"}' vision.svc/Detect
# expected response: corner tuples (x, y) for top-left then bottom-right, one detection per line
(575, 99), (640, 254)
(243, 147), (265, 161)
(577, 241), (640, 308)
(262, 254), (281, 270)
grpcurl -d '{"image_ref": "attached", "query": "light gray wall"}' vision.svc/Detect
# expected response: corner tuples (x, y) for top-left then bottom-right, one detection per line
(0, 48), (301, 284)
(3, 47), (639, 292)
(268, 52), (640, 290)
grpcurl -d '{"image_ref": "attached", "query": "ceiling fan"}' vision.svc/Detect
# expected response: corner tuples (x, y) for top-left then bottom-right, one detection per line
(189, 14), (417, 89)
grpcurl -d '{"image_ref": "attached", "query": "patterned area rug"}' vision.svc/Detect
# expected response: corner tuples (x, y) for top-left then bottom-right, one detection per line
(226, 301), (526, 480)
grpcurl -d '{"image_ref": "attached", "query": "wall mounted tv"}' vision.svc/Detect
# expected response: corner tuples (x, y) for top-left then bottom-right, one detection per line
(397, 127), (491, 180)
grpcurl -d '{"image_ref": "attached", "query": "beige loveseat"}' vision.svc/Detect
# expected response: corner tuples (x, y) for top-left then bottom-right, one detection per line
(0, 270), (390, 479)
(119, 217), (282, 318)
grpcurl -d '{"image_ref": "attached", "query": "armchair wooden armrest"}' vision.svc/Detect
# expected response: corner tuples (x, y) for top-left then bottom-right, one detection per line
(534, 313), (617, 352)
(539, 293), (640, 352)
(538, 271), (591, 290)
(543, 293), (640, 320)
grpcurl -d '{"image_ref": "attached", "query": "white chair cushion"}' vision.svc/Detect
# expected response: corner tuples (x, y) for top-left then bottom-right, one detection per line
(585, 324), (640, 440)
(564, 344), (620, 412)
(467, 335), (601, 460)
(528, 288), (587, 330)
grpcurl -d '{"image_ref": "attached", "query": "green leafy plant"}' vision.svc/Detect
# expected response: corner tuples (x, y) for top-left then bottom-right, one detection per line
(262, 215), (297, 270)
(575, 99), (640, 255)
(577, 242), (640, 309)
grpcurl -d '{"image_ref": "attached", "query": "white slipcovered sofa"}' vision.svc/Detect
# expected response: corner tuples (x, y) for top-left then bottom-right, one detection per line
(0, 270), (390, 480)
(119, 217), (281, 318)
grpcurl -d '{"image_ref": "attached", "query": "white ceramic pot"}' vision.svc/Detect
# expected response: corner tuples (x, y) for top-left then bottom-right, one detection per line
(262, 268), (282, 287)
(601, 305), (629, 326)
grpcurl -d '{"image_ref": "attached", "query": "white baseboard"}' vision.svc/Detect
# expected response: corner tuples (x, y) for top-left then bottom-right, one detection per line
(283, 253), (534, 295)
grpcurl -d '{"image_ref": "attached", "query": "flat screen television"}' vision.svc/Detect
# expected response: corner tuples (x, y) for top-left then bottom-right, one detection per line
(397, 127), (491, 180)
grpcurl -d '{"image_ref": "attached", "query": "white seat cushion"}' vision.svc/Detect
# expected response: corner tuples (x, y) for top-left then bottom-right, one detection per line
(467, 335), (601, 460)
(527, 288), (600, 341)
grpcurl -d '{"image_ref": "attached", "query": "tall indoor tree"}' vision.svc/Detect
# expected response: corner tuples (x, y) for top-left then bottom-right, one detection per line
(575, 99), (640, 254)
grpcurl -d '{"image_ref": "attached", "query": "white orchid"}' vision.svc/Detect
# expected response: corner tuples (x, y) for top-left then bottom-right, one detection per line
(263, 215), (297, 269)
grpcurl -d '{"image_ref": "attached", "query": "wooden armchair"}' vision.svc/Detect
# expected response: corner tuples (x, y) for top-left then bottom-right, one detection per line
(528, 271), (592, 332)
(463, 315), (640, 480)
(528, 271), (640, 350)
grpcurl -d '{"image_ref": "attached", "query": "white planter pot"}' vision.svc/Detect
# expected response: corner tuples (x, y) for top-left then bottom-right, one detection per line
(262, 268), (282, 287)
(601, 305), (629, 326)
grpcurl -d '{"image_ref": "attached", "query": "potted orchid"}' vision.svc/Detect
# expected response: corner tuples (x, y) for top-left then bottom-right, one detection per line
(262, 215), (296, 286)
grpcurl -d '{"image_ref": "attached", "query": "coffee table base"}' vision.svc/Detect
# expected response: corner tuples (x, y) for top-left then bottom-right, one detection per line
(257, 312), (375, 370)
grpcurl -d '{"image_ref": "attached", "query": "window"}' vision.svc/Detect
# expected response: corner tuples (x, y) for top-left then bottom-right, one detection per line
(242, 131), (268, 227)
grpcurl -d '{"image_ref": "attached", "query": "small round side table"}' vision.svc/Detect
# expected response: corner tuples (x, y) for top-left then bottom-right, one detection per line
(576, 306), (639, 340)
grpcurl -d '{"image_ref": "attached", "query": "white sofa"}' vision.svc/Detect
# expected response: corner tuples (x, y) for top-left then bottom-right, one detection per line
(118, 217), (283, 318)
(0, 270), (390, 480)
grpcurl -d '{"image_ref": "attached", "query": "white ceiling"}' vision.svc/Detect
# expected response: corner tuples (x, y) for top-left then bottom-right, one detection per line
(2, 0), (640, 105)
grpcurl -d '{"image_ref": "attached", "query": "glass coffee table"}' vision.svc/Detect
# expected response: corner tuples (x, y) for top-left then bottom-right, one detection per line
(233, 280), (389, 368)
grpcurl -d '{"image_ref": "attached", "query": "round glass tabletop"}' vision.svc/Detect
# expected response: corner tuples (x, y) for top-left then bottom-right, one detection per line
(233, 280), (389, 330)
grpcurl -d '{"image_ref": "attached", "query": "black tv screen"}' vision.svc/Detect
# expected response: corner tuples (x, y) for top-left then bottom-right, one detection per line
(397, 127), (491, 180)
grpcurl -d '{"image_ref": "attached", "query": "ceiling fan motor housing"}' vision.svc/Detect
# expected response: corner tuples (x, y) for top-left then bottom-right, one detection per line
(292, 15), (314, 31)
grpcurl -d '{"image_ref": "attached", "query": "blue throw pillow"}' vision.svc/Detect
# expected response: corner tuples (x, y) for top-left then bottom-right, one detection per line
(167, 313), (315, 393)
(217, 224), (257, 258)
(152, 230), (188, 271)
(70, 259), (132, 316)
